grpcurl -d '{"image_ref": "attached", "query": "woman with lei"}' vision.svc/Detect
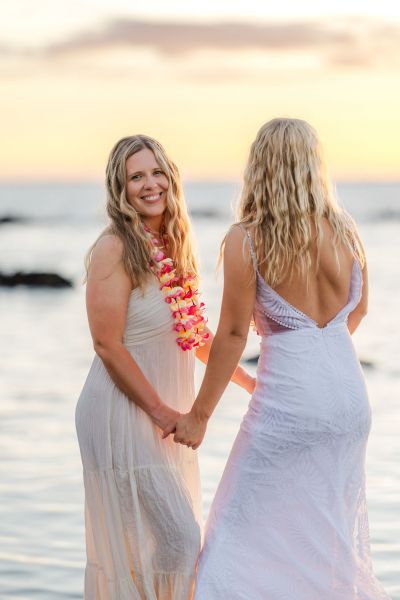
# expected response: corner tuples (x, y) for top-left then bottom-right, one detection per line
(75, 135), (254, 600)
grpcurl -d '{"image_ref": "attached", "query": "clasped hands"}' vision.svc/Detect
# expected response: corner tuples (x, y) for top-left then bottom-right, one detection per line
(158, 375), (256, 450)
(162, 410), (207, 451)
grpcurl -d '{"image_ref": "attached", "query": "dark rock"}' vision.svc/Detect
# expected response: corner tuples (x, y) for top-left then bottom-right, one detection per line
(360, 359), (375, 370)
(0, 215), (28, 225)
(0, 271), (73, 288)
(243, 354), (259, 365)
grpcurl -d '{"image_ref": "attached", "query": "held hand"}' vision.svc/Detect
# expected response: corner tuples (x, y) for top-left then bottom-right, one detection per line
(170, 411), (208, 450)
(150, 403), (181, 433)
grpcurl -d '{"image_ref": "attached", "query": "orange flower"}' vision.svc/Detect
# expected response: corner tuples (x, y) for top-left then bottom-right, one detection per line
(144, 224), (208, 351)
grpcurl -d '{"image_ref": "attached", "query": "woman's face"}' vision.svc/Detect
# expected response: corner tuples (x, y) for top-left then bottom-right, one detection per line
(126, 148), (169, 232)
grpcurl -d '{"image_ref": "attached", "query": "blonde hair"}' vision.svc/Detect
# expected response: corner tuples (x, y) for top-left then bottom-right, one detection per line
(237, 118), (364, 286)
(86, 135), (197, 288)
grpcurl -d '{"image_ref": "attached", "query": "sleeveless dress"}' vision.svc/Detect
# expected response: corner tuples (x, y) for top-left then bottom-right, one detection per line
(194, 233), (391, 600)
(76, 278), (202, 600)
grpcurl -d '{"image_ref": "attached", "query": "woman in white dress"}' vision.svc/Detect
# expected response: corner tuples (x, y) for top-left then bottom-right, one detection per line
(168, 119), (392, 599)
(75, 135), (254, 600)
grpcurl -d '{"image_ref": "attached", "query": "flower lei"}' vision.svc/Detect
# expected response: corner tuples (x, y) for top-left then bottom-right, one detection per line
(144, 226), (209, 351)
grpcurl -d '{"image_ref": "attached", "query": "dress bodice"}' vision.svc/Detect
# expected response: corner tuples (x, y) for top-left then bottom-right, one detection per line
(123, 277), (174, 346)
(243, 230), (363, 337)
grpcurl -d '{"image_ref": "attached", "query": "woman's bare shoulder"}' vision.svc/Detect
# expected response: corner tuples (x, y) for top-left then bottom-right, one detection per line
(88, 234), (127, 282)
(224, 224), (254, 279)
(92, 234), (124, 260)
(225, 223), (247, 246)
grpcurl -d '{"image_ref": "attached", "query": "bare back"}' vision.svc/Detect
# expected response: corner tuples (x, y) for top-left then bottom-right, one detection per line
(272, 218), (357, 329)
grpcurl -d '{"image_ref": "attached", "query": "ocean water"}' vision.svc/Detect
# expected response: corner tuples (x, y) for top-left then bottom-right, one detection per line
(0, 181), (399, 599)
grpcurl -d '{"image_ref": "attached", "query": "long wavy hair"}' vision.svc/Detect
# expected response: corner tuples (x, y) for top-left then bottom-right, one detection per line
(86, 135), (198, 288)
(237, 118), (364, 286)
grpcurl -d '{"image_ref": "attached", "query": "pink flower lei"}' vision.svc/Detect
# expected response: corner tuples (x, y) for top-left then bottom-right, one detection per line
(144, 225), (209, 351)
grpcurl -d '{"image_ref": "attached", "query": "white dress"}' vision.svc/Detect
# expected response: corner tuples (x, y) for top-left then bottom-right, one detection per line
(76, 278), (202, 600)
(195, 233), (391, 600)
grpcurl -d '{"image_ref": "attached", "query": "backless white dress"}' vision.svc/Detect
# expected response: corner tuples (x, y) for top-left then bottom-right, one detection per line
(76, 278), (201, 600)
(194, 232), (391, 600)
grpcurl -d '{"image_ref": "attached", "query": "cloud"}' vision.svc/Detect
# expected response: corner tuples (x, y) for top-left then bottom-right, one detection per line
(41, 19), (355, 56)
(34, 17), (399, 64)
(1, 17), (400, 78)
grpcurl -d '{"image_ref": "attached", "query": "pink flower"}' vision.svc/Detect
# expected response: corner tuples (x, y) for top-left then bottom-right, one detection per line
(154, 250), (165, 262)
(144, 224), (208, 352)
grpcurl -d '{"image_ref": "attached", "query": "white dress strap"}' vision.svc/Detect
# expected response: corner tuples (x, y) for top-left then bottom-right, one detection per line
(238, 224), (258, 273)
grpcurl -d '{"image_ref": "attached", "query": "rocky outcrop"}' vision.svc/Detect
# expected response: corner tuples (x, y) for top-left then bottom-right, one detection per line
(0, 215), (28, 225)
(0, 271), (73, 288)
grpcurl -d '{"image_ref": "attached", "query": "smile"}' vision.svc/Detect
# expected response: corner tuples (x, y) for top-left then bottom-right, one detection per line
(141, 193), (162, 201)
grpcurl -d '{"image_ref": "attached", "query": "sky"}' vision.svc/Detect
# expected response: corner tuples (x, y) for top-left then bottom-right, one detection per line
(1, 0), (400, 181)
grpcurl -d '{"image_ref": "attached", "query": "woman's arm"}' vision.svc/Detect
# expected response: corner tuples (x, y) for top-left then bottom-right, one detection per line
(167, 225), (256, 448)
(347, 260), (368, 334)
(86, 234), (179, 431)
(348, 231), (369, 334)
(196, 327), (255, 394)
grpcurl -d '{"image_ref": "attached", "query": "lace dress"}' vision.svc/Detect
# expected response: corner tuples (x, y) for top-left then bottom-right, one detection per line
(76, 278), (201, 600)
(194, 233), (391, 600)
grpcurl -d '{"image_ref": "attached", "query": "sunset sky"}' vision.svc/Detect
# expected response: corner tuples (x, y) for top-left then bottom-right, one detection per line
(2, 1), (400, 181)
